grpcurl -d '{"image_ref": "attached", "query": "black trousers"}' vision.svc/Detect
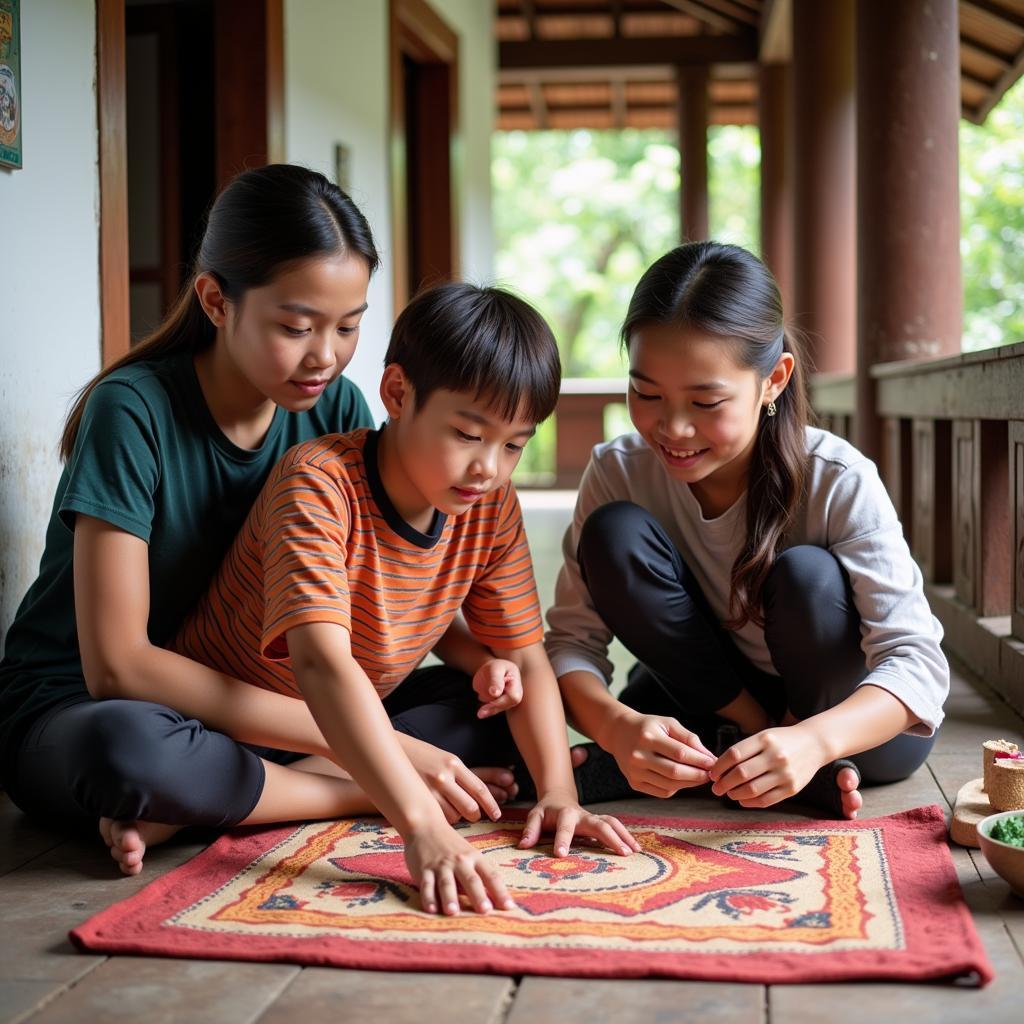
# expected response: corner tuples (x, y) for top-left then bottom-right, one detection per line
(577, 501), (934, 784)
(3, 665), (520, 830)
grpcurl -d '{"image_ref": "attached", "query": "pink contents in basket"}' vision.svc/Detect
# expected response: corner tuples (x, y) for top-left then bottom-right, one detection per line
(994, 751), (1024, 760)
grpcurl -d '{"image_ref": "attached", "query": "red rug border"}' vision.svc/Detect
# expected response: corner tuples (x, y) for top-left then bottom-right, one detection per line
(69, 804), (993, 986)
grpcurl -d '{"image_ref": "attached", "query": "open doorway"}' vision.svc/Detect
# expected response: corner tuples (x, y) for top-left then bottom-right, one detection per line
(97, 0), (283, 362)
(389, 0), (460, 308)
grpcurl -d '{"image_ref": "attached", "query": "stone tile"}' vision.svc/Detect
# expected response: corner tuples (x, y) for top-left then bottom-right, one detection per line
(0, 979), (72, 1024)
(507, 977), (764, 1024)
(0, 794), (68, 877)
(257, 969), (514, 1024)
(27, 959), (297, 1024)
(0, 832), (207, 983)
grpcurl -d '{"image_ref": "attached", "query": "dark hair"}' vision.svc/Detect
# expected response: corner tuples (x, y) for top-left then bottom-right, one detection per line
(384, 282), (562, 424)
(60, 163), (380, 461)
(621, 241), (810, 630)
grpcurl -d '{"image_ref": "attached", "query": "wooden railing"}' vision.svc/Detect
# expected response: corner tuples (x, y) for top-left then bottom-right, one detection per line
(812, 340), (1024, 716)
(552, 378), (626, 488)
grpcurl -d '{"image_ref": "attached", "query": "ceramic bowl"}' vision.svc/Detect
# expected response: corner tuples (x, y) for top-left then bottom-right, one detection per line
(977, 809), (1024, 897)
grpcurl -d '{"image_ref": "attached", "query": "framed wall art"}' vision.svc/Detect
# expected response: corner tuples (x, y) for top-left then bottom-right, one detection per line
(0, 0), (21, 169)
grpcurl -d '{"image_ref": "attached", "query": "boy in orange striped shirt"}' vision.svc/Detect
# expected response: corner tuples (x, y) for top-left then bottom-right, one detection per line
(174, 283), (638, 916)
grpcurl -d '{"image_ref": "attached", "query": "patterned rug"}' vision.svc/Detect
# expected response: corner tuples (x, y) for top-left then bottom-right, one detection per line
(70, 805), (992, 985)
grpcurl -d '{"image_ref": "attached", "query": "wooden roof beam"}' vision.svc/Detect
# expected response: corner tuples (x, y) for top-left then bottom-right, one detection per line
(659, 0), (741, 32)
(611, 77), (626, 128)
(499, 33), (758, 69)
(760, 0), (792, 62)
(528, 79), (549, 129)
(960, 37), (1012, 70)
(961, 0), (1024, 35)
(521, 0), (539, 40)
(972, 44), (1024, 122)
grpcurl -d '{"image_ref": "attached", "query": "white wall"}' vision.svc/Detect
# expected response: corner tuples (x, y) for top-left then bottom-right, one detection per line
(284, 0), (495, 422)
(0, 3), (101, 653)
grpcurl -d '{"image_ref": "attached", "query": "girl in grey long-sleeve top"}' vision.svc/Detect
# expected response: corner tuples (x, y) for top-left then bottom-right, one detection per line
(546, 242), (948, 820)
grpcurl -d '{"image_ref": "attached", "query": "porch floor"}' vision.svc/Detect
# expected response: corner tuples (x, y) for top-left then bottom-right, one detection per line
(2, 497), (1023, 1023)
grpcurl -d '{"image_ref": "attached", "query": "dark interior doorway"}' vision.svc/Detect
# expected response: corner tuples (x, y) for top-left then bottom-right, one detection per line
(390, 0), (460, 309)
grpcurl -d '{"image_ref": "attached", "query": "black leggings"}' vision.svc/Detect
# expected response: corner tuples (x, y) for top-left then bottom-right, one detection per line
(577, 501), (934, 784)
(3, 665), (520, 830)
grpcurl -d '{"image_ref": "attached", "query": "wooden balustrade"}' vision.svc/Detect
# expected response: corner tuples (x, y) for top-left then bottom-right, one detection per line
(810, 340), (1024, 714)
(552, 378), (626, 488)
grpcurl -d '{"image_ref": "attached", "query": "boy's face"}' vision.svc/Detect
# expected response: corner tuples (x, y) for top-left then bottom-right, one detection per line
(379, 367), (537, 530)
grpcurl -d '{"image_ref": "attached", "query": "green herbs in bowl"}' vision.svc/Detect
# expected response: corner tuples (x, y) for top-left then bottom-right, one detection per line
(978, 810), (1024, 897)
(990, 814), (1024, 848)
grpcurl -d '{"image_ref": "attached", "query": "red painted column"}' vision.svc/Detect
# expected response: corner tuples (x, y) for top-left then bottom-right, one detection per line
(791, 0), (856, 376)
(677, 65), (709, 241)
(759, 62), (793, 314)
(856, 0), (962, 460)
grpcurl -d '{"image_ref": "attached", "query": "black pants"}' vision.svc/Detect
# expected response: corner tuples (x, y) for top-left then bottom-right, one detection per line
(578, 501), (934, 784)
(3, 665), (520, 830)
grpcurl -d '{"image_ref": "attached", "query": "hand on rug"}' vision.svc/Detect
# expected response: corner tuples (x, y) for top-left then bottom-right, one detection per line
(404, 821), (517, 915)
(517, 787), (641, 858)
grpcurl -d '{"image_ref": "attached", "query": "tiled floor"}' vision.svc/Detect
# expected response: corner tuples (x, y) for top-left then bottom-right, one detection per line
(1, 496), (1022, 1023)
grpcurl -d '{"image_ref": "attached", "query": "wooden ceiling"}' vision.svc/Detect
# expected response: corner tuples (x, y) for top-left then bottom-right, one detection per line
(496, 0), (1024, 131)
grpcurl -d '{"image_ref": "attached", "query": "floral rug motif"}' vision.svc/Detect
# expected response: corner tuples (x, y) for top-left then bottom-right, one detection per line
(70, 805), (992, 985)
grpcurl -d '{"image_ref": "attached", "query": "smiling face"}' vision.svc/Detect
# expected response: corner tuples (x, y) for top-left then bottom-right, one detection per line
(627, 322), (791, 516)
(213, 253), (371, 412)
(377, 366), (537, 532)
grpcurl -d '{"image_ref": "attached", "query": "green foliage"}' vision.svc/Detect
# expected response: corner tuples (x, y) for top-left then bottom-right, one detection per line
(494, 126), (760, 480)
(960, 76), (1024, 352)
(497, 83), (1024, 480)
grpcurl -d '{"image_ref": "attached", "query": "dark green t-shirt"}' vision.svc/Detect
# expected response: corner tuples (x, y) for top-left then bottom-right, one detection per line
(0, 350), (372, 770)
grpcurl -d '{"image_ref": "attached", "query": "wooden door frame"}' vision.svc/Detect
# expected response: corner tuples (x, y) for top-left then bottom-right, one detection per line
(97, 0), (130, 366)
(389, 0), (460, 310)
(96, 0), (283, 366)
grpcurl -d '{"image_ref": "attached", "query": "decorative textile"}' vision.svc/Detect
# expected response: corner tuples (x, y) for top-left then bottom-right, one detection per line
(71, 806), (992, 985)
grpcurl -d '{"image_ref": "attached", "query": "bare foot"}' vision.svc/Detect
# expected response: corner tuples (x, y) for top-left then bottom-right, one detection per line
(837, 766), (863, 819)
(99, 818), (183, 876)
(471, 767), (518, 804)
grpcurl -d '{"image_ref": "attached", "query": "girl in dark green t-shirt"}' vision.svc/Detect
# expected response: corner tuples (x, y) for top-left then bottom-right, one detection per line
(0, 165), (516, 884)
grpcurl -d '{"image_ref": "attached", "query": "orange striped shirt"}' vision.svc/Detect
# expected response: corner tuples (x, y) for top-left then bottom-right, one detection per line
(173, 428), (544, 698)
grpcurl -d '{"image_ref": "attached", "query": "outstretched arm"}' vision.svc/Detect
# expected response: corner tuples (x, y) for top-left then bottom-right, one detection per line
(286, 621), (514, 915)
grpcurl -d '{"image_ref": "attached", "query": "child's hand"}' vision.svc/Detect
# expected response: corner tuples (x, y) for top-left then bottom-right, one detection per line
(405, 823), (517, 916)
(400, 736), (513, 824)
(518, 789), (640, 858)
(472, 658), (523, 718)
(709, 724), (827, 808)
(607, 709), (715, 797)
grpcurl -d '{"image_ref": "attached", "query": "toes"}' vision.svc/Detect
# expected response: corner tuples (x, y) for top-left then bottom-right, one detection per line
(98, 817), (114, 848)
(836, 767), (859, 792)
(570, 745), (589, 769)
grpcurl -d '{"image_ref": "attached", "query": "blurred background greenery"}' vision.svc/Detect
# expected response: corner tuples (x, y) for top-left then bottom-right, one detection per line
(496, 78), (1024, 480)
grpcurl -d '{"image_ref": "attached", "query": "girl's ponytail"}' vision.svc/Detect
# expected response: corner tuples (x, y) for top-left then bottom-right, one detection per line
(726, 329), (809, 629)
(60, 163), (379, 462)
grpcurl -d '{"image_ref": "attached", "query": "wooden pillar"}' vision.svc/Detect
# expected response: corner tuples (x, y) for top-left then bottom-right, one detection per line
(791, 0), (855, 377)
(758, 62), (792, 314)
(214, 0), (284, 188)
(856, 0), (961, 461)
(677, 65), (709, 241)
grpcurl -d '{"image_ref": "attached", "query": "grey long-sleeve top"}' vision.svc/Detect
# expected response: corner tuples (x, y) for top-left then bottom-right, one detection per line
(545, 426), (948, 736)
